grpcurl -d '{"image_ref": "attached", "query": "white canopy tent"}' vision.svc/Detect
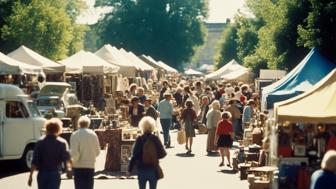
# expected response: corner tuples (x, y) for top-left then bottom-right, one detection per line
(205, 59), (248, 80)
(221, 68), (250, 82)
(59, 50), (119, 75)
(7, 45), (65, 73)
(0, 52), (43, 75)
(141, 55), (178, 73)
(119, 49), (154, 71)
(95, 44), (139, 77)
(184, 68), (203, 76)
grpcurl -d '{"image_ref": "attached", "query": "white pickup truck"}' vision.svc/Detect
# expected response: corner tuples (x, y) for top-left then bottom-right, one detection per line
(0, 84), (46, 169)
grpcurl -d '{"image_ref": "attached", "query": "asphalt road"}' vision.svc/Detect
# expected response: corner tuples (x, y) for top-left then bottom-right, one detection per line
(0, 130), (248, 189)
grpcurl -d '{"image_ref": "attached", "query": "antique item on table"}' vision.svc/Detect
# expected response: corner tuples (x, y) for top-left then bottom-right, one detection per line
(122, 128), (139, 141)
(294, 145), (306, 156)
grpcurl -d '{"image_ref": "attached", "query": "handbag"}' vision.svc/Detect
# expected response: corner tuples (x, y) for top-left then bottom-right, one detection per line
(177, 129), (186, 144)
(197, 123), (208, 134)
(156, 164), (164, 180)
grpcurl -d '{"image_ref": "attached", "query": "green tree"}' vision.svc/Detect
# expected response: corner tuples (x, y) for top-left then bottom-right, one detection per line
(298, 0), (336, 62)
(1, 0), (73, 59)
(0, 0), (87, 59)
(248, 0), (310, 71)
(235, 15), (263, 63)
(216, 23), (239, 68)
(95, 0), (208, 69)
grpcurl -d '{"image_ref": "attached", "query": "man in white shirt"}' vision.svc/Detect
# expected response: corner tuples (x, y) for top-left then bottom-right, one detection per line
(70, 116), (100, 189)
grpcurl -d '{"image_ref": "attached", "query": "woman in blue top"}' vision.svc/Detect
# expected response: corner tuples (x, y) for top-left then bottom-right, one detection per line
(310, 150), (336, 189)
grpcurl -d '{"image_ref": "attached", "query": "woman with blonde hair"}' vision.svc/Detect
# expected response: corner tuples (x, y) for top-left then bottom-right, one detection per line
(128, 117), (166, 189)
(310, 150), (336, 189)
(206, 100), (222, 155)
(214, 112), (234, 167)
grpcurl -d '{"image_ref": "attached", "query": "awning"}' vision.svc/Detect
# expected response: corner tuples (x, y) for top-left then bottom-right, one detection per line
(0, 52), (43, 75)
(59, 50), (119, 75)
(274, 69), (336, 123)
(7, 45), (65, 73)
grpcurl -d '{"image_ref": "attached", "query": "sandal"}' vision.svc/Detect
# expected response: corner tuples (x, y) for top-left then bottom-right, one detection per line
(227, 164), (232, 168)
(219, 162), (224, 167)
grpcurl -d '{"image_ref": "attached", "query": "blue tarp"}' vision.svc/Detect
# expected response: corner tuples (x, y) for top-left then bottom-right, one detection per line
(262, 48), (336, 110)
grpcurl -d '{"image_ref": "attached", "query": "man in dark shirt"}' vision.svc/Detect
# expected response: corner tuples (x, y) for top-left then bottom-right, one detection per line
(129, 96), (145, 127)
(28, 118), (71, 189)
(144, 98), (159, 120)
(173, 88), (183, 107)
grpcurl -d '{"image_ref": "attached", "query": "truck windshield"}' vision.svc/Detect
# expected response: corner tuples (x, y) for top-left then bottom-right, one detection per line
(27, 101), (41, 117)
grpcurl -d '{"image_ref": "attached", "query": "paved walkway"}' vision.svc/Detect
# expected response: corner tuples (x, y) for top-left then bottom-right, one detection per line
(0, 131), (248, 189)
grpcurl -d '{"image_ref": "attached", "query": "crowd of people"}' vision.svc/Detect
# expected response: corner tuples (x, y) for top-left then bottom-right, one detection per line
(26, 77), (336, 189)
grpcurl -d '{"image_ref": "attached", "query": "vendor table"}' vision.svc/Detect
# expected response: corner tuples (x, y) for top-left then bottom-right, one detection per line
(61, 128), (123, 172)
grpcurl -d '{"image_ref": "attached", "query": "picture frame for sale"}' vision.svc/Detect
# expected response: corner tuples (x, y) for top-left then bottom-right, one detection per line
(294, 145), (306, 156)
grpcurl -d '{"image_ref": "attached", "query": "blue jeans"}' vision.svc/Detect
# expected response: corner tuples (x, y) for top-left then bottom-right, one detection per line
(232, 119), (240, 140)
(73, 168), (94, 189)
(37, 170), (61, 189)
(137, 168), (157, 189)
(160, 118), (171, 146)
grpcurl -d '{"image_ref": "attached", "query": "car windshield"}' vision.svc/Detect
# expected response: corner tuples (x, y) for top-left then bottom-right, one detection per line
(27, 101), (41, 117)
(37, 98), (60, 107)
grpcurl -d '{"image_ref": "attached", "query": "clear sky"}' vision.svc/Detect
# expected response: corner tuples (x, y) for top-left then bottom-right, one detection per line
(77, 0), (247, 24)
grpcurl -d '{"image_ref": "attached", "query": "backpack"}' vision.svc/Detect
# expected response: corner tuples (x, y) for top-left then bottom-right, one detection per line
(142, 136), (158, 166)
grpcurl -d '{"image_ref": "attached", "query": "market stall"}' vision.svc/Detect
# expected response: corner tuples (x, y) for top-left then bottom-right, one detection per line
(272, 69), (336, 189)
(261, 48), (336, 110)
(205, 59), (248, 80)
(184, 68), (203, 76)
(95, 44), (140, 78)
(60, 50), (119, 105)
(0, 51), (45, 93)
(119, 48), (155, 80)
(7, 45), (65, 81)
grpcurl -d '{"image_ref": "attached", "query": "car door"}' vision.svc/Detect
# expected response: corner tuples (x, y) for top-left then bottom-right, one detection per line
(3, 100), (34, 156)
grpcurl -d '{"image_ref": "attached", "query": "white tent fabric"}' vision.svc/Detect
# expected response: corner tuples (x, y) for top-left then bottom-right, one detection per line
(59, 50), (119, 75)
(95, 44), (139, 77)
(141, 55), (178, 73)
(0, 52), (43, 75)
(221, 68), (250, 82)
(157, 60), (178, 73)
(119, 49), (154, 71)
(184, 68), (203, 75)
(205, 59), (247, 80)
(274, 69), (336, 123)
(7, 45), (65, 73)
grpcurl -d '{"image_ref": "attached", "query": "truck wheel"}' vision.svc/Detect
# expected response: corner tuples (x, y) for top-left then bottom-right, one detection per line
(21, 146), (34, 170)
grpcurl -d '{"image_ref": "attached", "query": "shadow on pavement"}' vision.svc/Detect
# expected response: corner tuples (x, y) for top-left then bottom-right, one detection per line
(218, 169), (238, 174)
(176, 153), (195, 157)
(0, 160), (26, 179)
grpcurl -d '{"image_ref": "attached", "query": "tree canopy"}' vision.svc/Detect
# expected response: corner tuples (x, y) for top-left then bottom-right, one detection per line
(216, 0), (335, 76)
(0, 0), (87, 60)
(95, 0), (208, 69)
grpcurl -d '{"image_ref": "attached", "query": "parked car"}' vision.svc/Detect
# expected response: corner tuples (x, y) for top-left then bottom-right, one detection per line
(36, 96), (65, 118)
(0, 84), (46, 169)
(37, 82), (80, 117)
